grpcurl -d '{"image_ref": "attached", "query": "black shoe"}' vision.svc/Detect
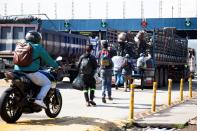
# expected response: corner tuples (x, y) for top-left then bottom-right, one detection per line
(102, 97), (106, 103)
(115, 85), (118, 90)
(86, 102), (90, 107)
(108, 97), (113, 101)
(89, 101), (96, 106)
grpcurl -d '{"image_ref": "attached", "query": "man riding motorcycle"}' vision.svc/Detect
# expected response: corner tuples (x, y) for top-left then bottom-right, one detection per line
(14, 30), (59, 109)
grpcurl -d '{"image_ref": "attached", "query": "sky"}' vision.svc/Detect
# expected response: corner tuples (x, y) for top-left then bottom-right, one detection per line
(0, 0), (197, 19)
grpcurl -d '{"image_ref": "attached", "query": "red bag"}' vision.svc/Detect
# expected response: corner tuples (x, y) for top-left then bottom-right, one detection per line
(13, 42), (33, 66)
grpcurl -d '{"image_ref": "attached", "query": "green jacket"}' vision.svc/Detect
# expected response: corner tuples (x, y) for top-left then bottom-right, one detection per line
(14, 42), (58, 72)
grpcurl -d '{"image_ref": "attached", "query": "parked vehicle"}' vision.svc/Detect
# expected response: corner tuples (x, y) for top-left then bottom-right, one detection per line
(0, 16), (89, 82)
(132, 28), (188, 87)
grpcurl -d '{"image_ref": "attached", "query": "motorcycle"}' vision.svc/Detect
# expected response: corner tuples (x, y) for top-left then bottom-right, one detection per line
(0, 68), (62, 123)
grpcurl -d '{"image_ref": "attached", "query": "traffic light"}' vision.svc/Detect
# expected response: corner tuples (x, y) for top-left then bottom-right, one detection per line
(101, 20), (108, 28)
(64, 21), (71, 28)
(141, 20), (148, 28)
(185, 18), (191, 27)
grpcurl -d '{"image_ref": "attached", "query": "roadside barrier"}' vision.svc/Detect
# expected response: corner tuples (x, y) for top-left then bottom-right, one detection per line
(129, 84), (135, 120)
(127, 77), (193, 120)
(180, 78), (184, 101)
(152, 82), (157, 112)
(168, 79), (172, 106)
(189, 76), (192, 98)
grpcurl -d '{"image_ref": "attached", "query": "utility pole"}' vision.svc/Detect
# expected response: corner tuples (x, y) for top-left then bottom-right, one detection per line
(72, 0), (75, 19)
(54, 2), (57, 19)
(159, 0), (163, 18)
(106, 0), (109, 19)
(178, 0), (181, 17)
(88, 0), (91, 19)
(123, 0), (126, 19)
(37, 3), (40, 14)
(141, 0), (144, 19)
(4, 3), (7, 16)
(172, 6), (174, 18)
(196, 0), (197, 16)
(20, 3), (24, 15)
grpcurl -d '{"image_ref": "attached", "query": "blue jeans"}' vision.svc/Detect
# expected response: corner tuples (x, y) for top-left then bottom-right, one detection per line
(114, 70), (123, 86)
(100, 69), (112, 98)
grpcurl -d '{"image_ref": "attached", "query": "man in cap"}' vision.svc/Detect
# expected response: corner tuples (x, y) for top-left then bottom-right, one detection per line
(98, 40), (113, 103)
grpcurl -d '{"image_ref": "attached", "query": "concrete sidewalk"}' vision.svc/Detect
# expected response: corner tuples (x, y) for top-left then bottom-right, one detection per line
(134, 96), (197, 128)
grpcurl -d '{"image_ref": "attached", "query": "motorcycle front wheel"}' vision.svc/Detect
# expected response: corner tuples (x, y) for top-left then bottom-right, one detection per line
(45, 88), (62, 118)
(0, 88), (22, 123)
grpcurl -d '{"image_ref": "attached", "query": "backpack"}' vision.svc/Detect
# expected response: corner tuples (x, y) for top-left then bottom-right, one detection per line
(13, 42), (33, 67)
(100, 50), (111, 68)
(80, 55), (93, 75)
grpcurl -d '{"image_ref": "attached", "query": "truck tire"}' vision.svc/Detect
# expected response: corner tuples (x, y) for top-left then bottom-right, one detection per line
(164, 68), (168, 87)
(155, 68), (160, 88)
(159, 68), (164, 87)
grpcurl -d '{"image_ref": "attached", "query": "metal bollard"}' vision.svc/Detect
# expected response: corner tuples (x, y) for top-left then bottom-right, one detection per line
(152, 82), (157, 112)
(180, 78), (184, 101)
(129, 84), (135, 120)
(189, 76), (192, 98)
(168, 79), (172, 106)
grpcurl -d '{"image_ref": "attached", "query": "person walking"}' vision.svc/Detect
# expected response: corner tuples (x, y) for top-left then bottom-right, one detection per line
(122, 54), (133, 92)
(78, 44), (98, 106)
(112, 55), (124, 89)
(98, 40), (113, 103)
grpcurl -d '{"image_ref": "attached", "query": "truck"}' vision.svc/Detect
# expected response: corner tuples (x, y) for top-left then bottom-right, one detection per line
(0, 16), (89, 82)
(132, 28), (188, 88)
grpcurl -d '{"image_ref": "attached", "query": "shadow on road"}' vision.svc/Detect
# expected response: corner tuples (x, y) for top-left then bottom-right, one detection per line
(16, 116), (122, 131)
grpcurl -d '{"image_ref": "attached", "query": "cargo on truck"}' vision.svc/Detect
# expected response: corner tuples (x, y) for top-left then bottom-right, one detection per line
(114, 27), (188, 88)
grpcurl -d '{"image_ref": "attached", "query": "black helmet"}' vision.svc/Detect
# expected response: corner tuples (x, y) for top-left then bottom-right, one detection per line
(101, 40), (108, 49)
(25, 30), (42, 43)
(86, 44), (94, 52)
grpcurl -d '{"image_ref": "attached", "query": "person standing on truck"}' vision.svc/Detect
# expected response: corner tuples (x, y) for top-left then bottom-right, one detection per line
(135, 30), (147, 56)
(14, 31), (59, 109)
(78, 44), (98, 106)
(188, 49), (196, 78)
(98, 40), (113, 103)
(136, 52), (151, 89)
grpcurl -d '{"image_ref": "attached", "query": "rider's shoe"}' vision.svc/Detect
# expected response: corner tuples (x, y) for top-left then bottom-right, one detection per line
(34, 99), (47, 109)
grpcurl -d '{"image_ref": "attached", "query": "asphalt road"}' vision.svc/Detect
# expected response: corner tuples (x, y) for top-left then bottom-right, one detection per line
(0, 80), (196, 131)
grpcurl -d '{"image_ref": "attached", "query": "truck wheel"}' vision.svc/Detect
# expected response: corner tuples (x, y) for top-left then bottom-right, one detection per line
(164, 68), (168, 87)
(155, 69), (160, 88)
(159, 68), (164, 87)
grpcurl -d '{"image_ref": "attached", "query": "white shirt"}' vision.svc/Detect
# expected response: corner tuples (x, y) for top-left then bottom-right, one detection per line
(112, 56), (124, 71)
(137, 54), (151, 69)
